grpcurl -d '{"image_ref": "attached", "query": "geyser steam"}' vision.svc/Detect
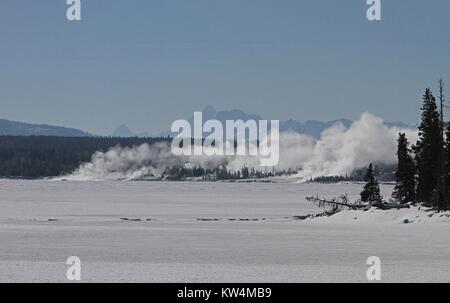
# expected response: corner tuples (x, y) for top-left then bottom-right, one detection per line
(64, 113), (417, 181)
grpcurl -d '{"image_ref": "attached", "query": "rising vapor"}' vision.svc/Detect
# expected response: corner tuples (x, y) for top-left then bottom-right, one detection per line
(64, 113), (417, 181)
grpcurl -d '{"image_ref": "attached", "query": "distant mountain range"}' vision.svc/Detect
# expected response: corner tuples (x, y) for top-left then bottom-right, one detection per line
(0, 119), (92, 137)
(158, 105), (414, 139)
(0, 107), (414, 138)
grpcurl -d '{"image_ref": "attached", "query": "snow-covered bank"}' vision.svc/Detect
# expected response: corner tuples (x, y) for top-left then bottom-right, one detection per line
(305, 205), (450, 225)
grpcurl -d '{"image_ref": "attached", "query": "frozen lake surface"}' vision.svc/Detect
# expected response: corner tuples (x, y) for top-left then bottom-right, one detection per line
(0, 180), (449, 282)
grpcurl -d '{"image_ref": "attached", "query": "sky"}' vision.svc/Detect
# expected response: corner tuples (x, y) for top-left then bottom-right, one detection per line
(0, 0), (449, 135)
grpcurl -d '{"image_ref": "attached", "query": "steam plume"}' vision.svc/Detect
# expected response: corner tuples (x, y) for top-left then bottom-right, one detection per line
(64, 112), (417, 181)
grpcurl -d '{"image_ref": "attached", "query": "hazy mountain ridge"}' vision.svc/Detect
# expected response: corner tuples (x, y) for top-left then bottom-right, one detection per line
(158, 105), (413, 138)
(1, 105), (414, 138)
(0, 119), (92, 137)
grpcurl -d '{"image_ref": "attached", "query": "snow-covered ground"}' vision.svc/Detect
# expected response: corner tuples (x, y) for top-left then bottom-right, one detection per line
(0, 180), (449, 282)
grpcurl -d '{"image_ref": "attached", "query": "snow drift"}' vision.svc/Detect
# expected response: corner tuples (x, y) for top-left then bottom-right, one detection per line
(306, 205), (450, 225)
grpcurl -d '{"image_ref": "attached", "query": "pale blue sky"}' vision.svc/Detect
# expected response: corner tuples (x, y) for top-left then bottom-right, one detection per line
(0, 0), (449, 135)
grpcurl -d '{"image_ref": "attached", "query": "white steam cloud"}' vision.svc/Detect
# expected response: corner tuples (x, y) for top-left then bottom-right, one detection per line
(63, 112), (418, 181)
(293, 112), (418, 179)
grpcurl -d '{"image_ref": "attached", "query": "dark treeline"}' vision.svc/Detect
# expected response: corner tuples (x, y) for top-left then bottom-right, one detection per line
(165, 165), (297, 181)
(309, 163), (396, 183)
(0, 136), (169, 178)
(0, 135), (298, 180)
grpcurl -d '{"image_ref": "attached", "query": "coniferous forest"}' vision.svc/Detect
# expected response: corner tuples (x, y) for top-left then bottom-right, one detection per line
(391, 81), (450, 211)
(0, 136), (169, 178)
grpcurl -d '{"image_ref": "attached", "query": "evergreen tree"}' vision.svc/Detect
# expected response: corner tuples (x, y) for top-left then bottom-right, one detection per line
(444, 124), (450, 209)
(436, 79), (447, 211)
(360, 163), (383, 204)
(413, 88), (442, 203)
(392, 133), (416, 203)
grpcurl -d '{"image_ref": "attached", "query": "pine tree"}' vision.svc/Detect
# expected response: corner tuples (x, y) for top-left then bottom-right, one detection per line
(436, 79), (447, 211)
(392, 133), (416, 204)
(413, 88), (442, 204)
(444, 123), (450, 210)
(360, 163), (383, 204)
